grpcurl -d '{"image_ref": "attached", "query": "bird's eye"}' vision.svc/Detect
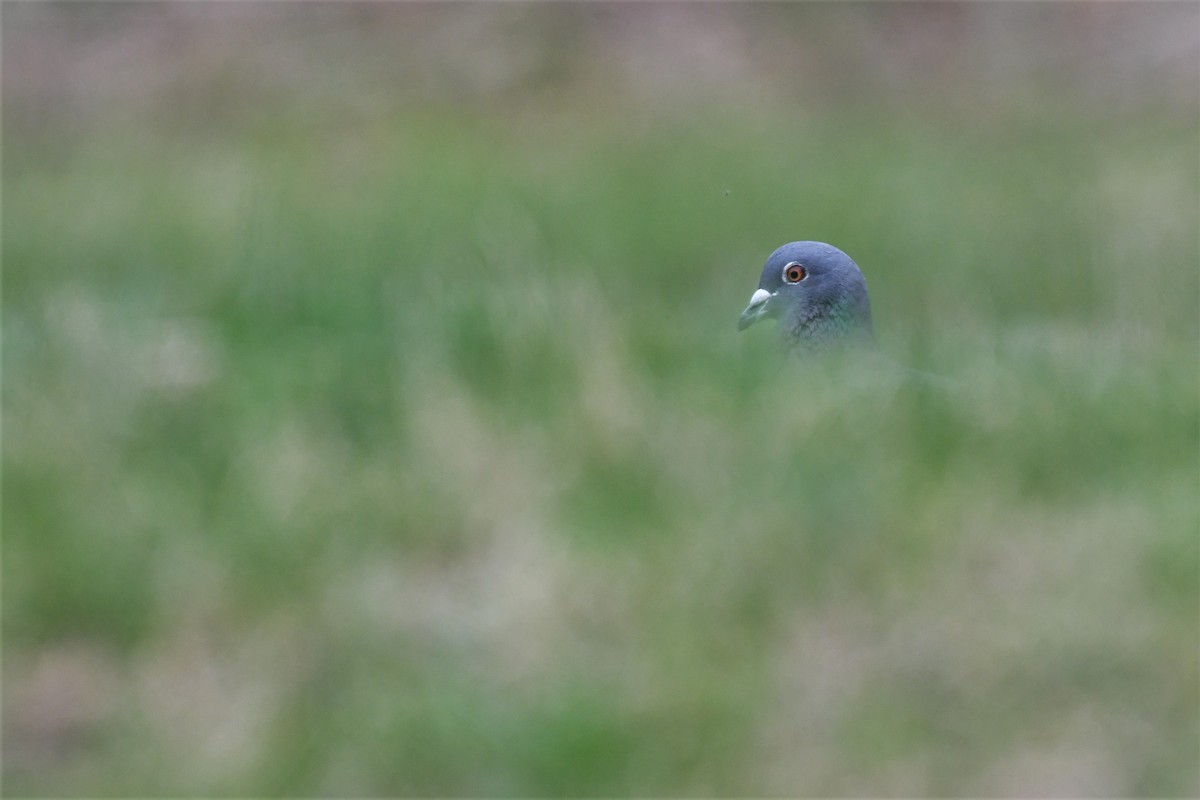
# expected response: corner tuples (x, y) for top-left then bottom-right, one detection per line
(784, 263), (807, 283)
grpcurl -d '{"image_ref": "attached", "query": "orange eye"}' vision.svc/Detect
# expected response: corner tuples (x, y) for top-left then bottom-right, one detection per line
(784, 263), (806, 283)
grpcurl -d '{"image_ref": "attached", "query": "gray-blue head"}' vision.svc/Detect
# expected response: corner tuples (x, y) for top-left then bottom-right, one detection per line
(737, 241), (874, 352)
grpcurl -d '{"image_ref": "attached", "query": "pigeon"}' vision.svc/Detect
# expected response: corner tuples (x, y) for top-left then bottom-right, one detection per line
(737, 241), (876, 354)
(739, 241), (956, 391)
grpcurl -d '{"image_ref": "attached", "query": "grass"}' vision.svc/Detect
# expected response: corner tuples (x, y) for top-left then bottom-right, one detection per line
(4, 83), (1198, 795)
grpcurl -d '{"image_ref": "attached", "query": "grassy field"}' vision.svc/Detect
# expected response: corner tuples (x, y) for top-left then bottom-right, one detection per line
(4, 5), (1198, 796)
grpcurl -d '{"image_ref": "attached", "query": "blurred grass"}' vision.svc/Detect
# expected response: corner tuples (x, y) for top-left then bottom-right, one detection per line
(4, 9), (1199, 796)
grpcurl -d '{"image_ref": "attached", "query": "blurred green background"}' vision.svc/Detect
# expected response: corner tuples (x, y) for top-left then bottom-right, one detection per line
(4, 2), (1198, 795)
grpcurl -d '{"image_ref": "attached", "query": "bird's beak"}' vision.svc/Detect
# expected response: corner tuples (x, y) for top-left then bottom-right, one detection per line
(737, 288), (775, 331)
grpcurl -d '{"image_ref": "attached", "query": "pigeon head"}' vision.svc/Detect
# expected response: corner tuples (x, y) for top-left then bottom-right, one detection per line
(737, 241), (874, 352)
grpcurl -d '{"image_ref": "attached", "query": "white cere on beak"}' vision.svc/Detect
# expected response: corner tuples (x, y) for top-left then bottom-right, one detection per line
(738, 288), (777, 331)
(747, 288), (772, 308)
